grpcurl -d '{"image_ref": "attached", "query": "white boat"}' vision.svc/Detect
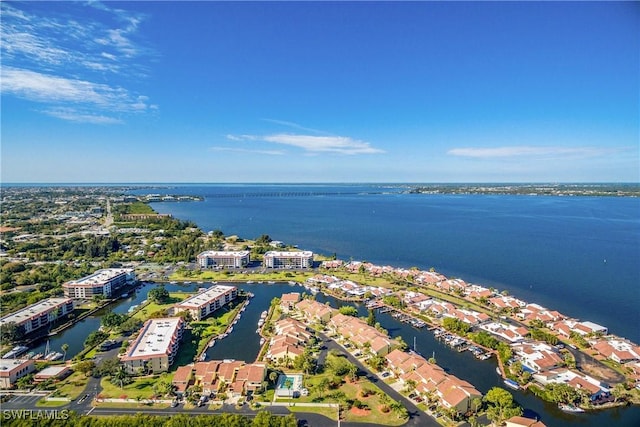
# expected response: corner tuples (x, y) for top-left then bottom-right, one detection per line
(260, 338), (265, 345)
(3, 345), (29, 359)
(260, 311), (268, 318)
(559, 403), (585, 413)
(45, 352), (63, 361)
(503, 379), (520, 390)
(208, 340), (216, 348)
(121, 293), (129, 298)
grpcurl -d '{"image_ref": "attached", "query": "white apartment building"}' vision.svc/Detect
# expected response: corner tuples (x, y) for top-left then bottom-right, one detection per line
(121, 317), (184, 374)
(263, 251), (313, 269)
(173, 285), (238, 321)
(0, 298), (74, 335)
(62, 268), (136, 299)
(197, 251), (250, 269)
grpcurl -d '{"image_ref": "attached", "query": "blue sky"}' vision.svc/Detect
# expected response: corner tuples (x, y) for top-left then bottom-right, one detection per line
(1, 1), (638, 183)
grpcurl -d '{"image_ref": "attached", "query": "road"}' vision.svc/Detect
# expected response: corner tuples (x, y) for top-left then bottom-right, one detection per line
(318, 332), (440, 427)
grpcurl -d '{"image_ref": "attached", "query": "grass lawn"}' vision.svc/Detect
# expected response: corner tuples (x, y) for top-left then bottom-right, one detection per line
(35, 399), (69, 407)
(48, 371), (90, 400)
(94, 402), (170, 409)
(169, 270), (315, 283)
(287, 405), (337, 419)
(278, 373), (406, 426)
(99, 373), (174, 399)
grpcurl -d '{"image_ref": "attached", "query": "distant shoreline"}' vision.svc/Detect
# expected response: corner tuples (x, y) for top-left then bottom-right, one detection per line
(2, 182), (639, 197)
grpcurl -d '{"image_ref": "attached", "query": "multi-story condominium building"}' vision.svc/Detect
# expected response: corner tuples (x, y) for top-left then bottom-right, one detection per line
(62, 268), (136, 299)
(197, 250), (250, 269)
(0, 298), (74, 335)
(263, 251), (313, 269)
(0, 359), (35, 389)
(121, 317), (184, 374)
(173, 285), (237, 321)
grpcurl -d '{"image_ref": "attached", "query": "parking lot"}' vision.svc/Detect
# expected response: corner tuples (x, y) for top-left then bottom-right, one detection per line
(0, 394), (46, 408)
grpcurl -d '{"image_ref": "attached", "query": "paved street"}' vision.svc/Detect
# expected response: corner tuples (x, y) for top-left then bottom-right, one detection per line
(318, 332), (440, 427)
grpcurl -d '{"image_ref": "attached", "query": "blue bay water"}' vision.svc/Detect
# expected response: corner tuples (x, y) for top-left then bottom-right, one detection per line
(133, 184), (640, 343)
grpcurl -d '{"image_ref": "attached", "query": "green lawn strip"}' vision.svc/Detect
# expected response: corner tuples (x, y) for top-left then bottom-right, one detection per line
(168, 271), (314, 283)
(35, 399), (68, 407)
(421, 288), (495, 316)
(99, 372), (174, 399)
(94, 402), (170, 409)
(49, 371), (90, 400)
(132, 293), (187, 320)
(286, 405), (337, 420)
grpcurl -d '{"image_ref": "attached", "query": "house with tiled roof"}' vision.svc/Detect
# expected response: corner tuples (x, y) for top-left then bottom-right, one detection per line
(172, 365), (194, 396)
(533, 368), (609, 401)
(511, 341), (564, 373)
(592, 339), (640, 363)
(436, 376), (482, 414)
(295, 299), (332, 323)
(505, 416), (547, 427)
(280, 293), (301, 312)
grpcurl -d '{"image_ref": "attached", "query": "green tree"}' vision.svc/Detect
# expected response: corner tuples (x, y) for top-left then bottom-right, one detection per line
(338, 305), (358, 317)
(484, 387), (523, 425)
(148, 286), (170, 304)
(0, 321), (25, 344)
(366, 309), (376, 326)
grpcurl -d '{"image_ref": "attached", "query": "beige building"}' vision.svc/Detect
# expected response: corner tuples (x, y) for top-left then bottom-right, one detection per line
(0, 359), (35, 389)
(121, 317), (184, 374)
(173, 285), (237, 321)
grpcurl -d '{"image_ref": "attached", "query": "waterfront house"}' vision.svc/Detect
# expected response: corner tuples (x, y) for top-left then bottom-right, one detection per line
(436, 376), (483, 414)
(592, 338), (640, 363)
(280, 293), (301, 312)
(295, 299), (332, 323)
(505, 416), (547, 427)
(511, 341), (564, 373)
(533, 368), (609, 401)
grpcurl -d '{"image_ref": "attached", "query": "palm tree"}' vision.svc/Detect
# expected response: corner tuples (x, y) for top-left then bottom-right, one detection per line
(269, 371), (279, 384)
(61, 343), (69, 362)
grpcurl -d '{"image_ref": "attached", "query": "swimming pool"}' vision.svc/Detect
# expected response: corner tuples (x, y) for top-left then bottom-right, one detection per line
(275, 374), (303, 397)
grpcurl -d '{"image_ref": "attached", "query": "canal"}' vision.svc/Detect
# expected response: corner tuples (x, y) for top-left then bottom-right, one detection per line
(29, 281), (640, 426)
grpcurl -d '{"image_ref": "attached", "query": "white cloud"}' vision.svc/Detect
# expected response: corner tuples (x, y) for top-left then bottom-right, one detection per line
(210, 146), (285, 156)
(0, 2), (154, 123)
(261, 118), (327, 134)
(447, 146), (612, 159)
(226, 134), (258, 141)
(1, 67), (149, 113)
(43, 108), (123, 124)
(263, 134), (384, 155)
